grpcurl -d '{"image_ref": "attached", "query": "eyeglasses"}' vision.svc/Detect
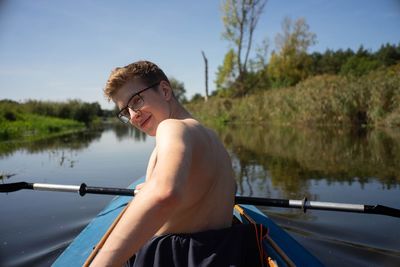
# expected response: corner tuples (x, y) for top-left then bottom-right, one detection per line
(116, 82), (160, 123)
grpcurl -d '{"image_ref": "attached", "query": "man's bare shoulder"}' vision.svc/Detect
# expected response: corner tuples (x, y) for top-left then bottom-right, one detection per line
(156, 119), (201, 138)
(159, 118), (200, 127)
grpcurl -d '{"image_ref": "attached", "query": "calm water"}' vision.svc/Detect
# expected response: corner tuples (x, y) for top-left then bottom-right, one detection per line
(0, 124), (399, 266)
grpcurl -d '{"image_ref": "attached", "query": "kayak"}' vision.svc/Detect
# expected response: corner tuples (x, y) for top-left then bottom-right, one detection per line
(52, 178), (323, 266)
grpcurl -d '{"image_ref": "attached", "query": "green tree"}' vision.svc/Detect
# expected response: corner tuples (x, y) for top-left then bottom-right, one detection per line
(221, 0), (267, 95)
(253, 37), (270, 71)
(375, 43), (400, 66)
(339, 46), (381, 76)
(190, 93), (204, 103)
(215, 49), (237, 93)
(169, 77), (187, 103)
(340, 56), (381, 76)
(309, 48), (355, 76)
(267, 17), (317, 87)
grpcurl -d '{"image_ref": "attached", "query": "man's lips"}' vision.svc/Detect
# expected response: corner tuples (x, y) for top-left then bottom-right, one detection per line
(140, 116), (151, 128)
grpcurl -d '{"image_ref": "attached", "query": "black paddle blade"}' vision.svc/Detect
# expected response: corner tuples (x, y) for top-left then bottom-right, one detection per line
(365, 205), (400, 218)
(0, 182), (33, 193)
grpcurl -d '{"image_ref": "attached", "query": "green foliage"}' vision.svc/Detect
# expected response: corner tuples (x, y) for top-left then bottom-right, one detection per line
(23, 99), (102, 126)
(0, 99), (103, 141)
(215, 49), (237, 92)
(169, 77), (187, 103)
(376, 43), (400, 66)
(186, 97), (235, 126)
(0, 113), (84, 141)
(308, 44), (400, 79)
(309, 49), (355, 75)
(220, 0), (267, 96)
(340, 55), (382, 76)
(267, 17), (317, 87)
(218, 10), (400, 96)
(189, 93), (204, 103)
(261, 65), (400, 126)
(221, 0), (267, 73)
(188, 64), (400, 128)
(268, 51), (313, 87)
(337, 46), (381, 76)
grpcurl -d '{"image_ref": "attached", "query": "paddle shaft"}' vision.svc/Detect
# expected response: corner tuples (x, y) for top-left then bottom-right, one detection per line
(1, 182), (399, 218)
(0, 182), (136, 196)
(234, 196), (400, 218)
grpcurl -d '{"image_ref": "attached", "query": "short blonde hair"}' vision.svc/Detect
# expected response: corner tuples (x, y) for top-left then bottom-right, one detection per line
(104, 60), (169, 100)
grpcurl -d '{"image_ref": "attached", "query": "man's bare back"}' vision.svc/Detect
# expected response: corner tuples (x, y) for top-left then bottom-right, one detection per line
(143, 118), (236, 236)
(91, 61), (237, 266)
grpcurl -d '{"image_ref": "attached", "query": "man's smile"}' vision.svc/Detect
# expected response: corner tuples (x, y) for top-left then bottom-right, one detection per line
(140, 115), (151, 128)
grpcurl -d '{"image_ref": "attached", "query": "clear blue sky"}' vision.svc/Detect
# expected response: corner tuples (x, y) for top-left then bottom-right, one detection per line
(0, 0), (399, 109)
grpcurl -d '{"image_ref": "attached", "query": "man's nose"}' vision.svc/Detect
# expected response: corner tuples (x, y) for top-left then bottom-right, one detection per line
(128, 108), (141, 121)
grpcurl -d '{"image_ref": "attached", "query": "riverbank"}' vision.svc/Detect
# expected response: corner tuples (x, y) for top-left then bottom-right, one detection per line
(0, 99), (106, 143)
(0, 113), (85, 142)
(187, 64), (400, 128)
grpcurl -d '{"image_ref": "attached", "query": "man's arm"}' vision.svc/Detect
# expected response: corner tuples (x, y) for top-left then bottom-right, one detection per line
(90, 120), (192, 267)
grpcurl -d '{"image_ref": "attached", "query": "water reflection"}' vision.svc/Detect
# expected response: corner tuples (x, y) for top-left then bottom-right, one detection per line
(0, 124), (146, 159)
(214, 124), (400, 198)
(0, 123), (146, 180)
(0, 130), (100, 159)
(113, 123), (147, 142)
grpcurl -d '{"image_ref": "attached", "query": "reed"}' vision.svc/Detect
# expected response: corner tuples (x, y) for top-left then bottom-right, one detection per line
(187, 64), (400, 128)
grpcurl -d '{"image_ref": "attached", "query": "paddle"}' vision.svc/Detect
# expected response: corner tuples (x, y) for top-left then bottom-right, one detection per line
(1, 182), (399, 218)
(235, 196), (400, 218)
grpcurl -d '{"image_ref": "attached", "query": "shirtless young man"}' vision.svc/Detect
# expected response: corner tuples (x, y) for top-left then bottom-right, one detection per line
(90, 61), (261, 267)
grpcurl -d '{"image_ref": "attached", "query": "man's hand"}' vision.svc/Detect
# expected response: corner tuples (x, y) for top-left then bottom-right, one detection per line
(134, 182), (145, 194)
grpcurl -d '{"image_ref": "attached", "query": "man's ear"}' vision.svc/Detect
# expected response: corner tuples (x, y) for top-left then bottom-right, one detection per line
(159, 80), (172, 101)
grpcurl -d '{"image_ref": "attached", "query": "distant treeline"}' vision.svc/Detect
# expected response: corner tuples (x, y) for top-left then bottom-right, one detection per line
(212, 43), (400, 98)
(308, 43), (400, 77)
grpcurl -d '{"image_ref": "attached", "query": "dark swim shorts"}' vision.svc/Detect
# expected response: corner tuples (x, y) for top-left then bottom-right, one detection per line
(125, 223), (267, 267)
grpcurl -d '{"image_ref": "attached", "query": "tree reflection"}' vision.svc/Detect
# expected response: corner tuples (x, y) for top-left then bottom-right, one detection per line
(214, 124), (400, 198)
(113, 124), (147, 142)
(0, 130), (102, 159)
(0, 123), (150, 180)
(0, 124), (148, 160)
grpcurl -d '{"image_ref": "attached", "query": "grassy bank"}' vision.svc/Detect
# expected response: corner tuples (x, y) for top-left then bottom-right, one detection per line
(0, 105), (85, 142)
(188, 64), (400, 128)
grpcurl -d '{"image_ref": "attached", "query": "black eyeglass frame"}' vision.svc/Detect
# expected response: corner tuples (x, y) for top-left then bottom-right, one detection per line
(116, 81), (161, 123)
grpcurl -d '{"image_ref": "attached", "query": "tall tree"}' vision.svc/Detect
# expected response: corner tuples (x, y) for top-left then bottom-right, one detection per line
(268, 17), (317, 87)
(221, 0), (267, 95)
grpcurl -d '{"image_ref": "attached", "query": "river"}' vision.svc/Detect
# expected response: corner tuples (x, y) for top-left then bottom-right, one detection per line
(0, 123), (399, 266)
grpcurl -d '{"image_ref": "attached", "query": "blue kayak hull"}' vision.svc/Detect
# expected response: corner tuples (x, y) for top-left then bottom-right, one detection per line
(53, 178), (323, 266)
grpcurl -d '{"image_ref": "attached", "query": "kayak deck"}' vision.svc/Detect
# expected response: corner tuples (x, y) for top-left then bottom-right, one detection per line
(53, 179), (323, 266)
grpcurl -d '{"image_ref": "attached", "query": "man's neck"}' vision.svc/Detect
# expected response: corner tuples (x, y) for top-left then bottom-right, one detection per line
(169, 101), (193, 120)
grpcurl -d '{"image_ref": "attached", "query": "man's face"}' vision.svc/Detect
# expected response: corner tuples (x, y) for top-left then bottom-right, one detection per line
(113, 79), (171, 136)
